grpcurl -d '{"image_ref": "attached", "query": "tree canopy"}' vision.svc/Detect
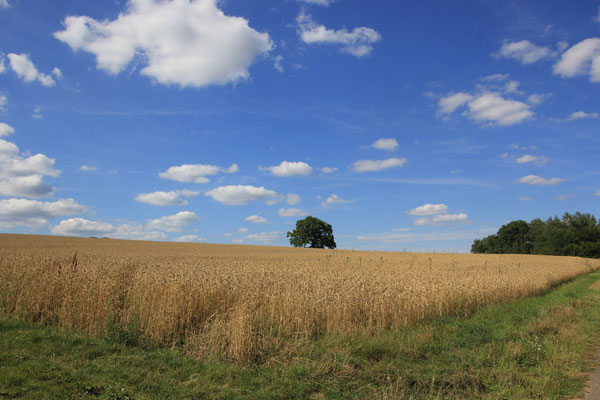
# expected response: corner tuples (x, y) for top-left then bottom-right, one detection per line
(287, 216), (336, 249)
(471, 212), (600, 258)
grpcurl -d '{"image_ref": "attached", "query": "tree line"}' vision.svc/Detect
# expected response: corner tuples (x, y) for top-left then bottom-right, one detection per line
(471, 212), (600, 258)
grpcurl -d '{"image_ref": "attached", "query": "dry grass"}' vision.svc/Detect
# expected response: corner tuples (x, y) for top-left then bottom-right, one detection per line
(1, 233), (599, 362)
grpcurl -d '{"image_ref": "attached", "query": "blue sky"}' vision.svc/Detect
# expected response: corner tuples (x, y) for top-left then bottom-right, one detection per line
(0, 0), (599, 251)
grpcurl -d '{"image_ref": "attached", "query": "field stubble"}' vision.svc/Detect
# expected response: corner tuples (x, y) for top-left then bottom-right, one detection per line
(1, 234), (598, 363)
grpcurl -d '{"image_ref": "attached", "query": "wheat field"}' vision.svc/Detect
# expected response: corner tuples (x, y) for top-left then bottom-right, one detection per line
(1, 233), (598, 362)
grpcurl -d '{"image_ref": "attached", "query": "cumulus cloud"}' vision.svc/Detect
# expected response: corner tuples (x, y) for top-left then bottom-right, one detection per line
(518, 175), (564, 186)
(0, 139), (60, 198)
(466, 93), (533, 126)
(0, 122), (14, 137)
(438, 93), (474, 114)
(414, 213), (469, 226)
(439, 92), (533, 126)
(146, 211), (199, 232)
(54, 0), (273, 88)
(407, 203), (448, 216)
(244, 231), (280, 243)
(7, 53), (56, 87)
(51, 218), (167, 240)
(321, 194), (347, 207)
(80, 165), (98, 172)
(0, 198), (86, 229)
(493, 40), (553, 64)
(553, 38), (600, 82)
(320, 167), (338, 174)
(568, 111), (599, 120)
(205, 185), (278, 206)
(516, 154), (547, 164)
(245, 215), (269, 224)
(286, 193), (301, 205)
(51, 218), (115, 237)
(0, 95), (7, 113)
(352, 157), (407, 172)
(527, 93), (551, 105)
(297, 12), (381, 57)
(159, 163), (237, 183)
(278, 208), (307, 217)
(174, 235), (207, 242)
(372, 138), (398, 151)
(135, 190), (199, 206)
(260, 161), (313, 177)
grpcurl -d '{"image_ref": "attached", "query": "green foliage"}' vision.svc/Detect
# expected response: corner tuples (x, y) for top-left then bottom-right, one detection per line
(287, 216), (337, 249)
(472, 212), (600, 258)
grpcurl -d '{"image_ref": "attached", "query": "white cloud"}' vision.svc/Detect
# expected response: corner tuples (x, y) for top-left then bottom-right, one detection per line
(0, 0), (9, 9)
(493, 40), (552, 64)
(7, 53), (56, 87)
(205, 185), (278, 206)
(0, 122), (14, 137)
(31, 106), (43, 119)
(174, 235), (207, 242)
(372, 138), (398, 151)
(414, 213), (469, 226)
(245, 215), (269, 224)
(407, 203), (448, 216)
(438, 92), (474, 114)
(0, 139), (60, 198)
(109, 224), (167, 241)
(516, 154), (547, 164)
(51, 217), (167, 240)
(0, 95), (6, 113)
(146, 211), (199, 232)
(54, 0), (273, 88)
(273, 55), (284, 73)
(519, 196), (534, 202)
(352, 157), (407, 172)
(321, 194), (347, 207)
(80, 165), (98, 172)
(237, 227), (249, 234)
(320, 167), (338, 174)
(286, 193), (301, 205)
(568, 111), (599, 120)
(135, 190), (199, 206)
(480, 73), (509, 82)
(440, 91), (535, 126)
(518, 175), (564, 186)
(297, 13), (381, 57)
(278, 208), (307, 217)
(0, 55), (5, 74)
(595, 189), (600, 196)
(244, 231), (280, 243)
(0, 198), (86, 229)
(527, 93), (550, 105)
(553, 38), (600, 82)
(224, 164), (239, 173)
(51, 218), (115, 237)
(465, 93), (533, 126)
(297, 0), (334, 5)
(159, 163), (237, 183)
(52, 67), (63, 80)
(260, 161), (313, 177)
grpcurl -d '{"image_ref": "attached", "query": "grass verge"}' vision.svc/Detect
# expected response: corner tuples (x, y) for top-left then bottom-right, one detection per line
(2, 269), (600, 399)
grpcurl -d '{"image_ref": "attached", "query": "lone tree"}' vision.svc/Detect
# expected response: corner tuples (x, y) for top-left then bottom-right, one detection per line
(287, 216), (336, 249)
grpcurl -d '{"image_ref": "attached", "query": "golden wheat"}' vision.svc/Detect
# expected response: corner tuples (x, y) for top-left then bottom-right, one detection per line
(1, 233), (598, 362)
